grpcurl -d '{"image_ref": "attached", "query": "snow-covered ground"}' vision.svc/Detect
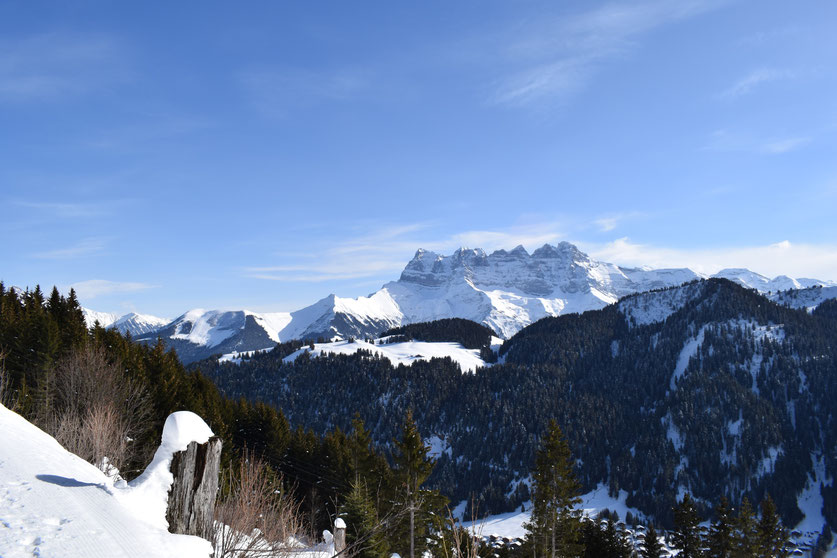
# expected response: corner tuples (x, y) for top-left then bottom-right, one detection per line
(461, 482), (645, 540)
(283, 338), (490, 373)
(218, 347), (275, 364)
(0, 404), (213, 558)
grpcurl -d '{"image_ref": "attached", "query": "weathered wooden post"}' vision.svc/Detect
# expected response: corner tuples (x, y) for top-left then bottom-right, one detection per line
(166, 436), (223, 539)
(334, 517), (347, 556)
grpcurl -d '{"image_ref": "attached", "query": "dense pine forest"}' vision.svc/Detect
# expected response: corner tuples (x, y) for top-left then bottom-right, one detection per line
(197, 279), (837, 535)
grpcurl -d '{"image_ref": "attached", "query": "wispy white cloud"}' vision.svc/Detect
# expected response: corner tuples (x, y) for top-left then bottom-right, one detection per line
(445, 224), (564, 252)
(587, 237), (837, 280)
(245, 223), (433, 282)
(592, 212), (645, 232)
(32, 238), (107, 259)
(69, 279), (157, 299)
(490, 0), (726, 107)
(704, 129), (812, 155)
(594, 217), (620, 232)
(720, 67), (793, 99)
(762, 136), (811, 154)
(0, 32), (127, 102)
(240, 66), (368, 117)
(245, 222), (567, 283)
(14, 200), (114, 218)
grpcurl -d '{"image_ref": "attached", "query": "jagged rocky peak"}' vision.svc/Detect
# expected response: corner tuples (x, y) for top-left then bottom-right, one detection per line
(400, 248), (445, 286)
(532, 241), (587, 261)
(451, 247), (488, 266)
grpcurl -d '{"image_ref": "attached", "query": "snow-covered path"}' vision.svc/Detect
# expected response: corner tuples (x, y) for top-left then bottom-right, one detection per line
(0, 404), (211, 558)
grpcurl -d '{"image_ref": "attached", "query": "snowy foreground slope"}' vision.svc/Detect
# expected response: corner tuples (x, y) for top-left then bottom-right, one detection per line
(0, 404), (213, 558)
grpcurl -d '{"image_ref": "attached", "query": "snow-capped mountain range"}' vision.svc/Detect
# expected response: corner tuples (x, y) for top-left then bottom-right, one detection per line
(82, 242), (837, 363)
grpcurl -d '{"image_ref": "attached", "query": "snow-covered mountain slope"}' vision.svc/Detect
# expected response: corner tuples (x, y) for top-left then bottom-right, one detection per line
(0, 404), (212, 558)
(136, 309), (284, 364)
(714, 268), (835, 292)
(112, 312), (170, 337)
(376, 243), (705, 338)
(282, 338), (490, 373)
(617, 281), (707, 327)
(769, 285), (837, 311)
(82, 308), (169, 337)
(82, 307), (120, 329)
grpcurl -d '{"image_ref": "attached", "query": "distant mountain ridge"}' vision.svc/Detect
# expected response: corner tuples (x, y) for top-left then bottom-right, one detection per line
(82, 242), (837, 363)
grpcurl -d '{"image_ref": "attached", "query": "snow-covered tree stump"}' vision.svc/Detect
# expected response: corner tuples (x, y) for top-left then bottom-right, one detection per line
(166, 436), (223, 538)
(334, 518), (346, 556)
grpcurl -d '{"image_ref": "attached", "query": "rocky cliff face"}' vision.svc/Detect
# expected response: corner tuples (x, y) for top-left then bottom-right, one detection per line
(382, 242), (702, 337)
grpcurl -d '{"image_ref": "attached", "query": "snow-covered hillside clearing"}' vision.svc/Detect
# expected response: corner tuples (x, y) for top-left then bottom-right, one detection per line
(282, 337), (496, 373)
(0, 404), (213, 558)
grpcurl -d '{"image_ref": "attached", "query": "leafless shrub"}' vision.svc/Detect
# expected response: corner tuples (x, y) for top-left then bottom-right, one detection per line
(213, 450), (304, 558)
(45, 346), (151, 475)
(441, 498), (484, 558)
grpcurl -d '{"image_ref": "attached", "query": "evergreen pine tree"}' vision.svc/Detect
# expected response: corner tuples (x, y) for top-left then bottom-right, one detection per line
(392, 410), (436, 558)
(671, 493), (703, 558)
(341, 480), (388, 558)
(524, 419), (583, 558)
(732, 497), (758, 558)
(706, 497), (733, 558)
(756, 495), (788, 558)
(641, 524), (663, 558)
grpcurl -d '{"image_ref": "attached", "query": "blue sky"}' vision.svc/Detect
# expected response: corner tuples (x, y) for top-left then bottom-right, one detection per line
(2, 1), (836, 317)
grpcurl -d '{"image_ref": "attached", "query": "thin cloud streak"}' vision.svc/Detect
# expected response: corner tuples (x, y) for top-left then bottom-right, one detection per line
(69, 279), (157, 299)
(587, 237), (837, 281)
(720, 67), (793, 99)
(704, 129), (812, 155)
(763, 137), (811, 154)
(246, 222), (567, 283)
(240, 66), (369, 117)
(32, 238), (107, 259)
(15, 200), (114, 218)
(592, 212), (645, 233)
(0, 32), (126, 102)
(490, 0), (726, 107)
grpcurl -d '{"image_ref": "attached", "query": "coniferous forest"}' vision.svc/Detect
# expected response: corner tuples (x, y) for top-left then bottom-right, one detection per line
(197, 279), (837, 535)
(2, 279), (834, 556)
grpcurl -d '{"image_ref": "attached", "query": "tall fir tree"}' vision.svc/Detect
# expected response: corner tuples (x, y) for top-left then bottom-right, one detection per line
(706, 496), (733, 558)
(392, 410), (437, 558)
(641, 524), (663, 558)
(671, 493), (703, 558)
(341, 480), (388, 558)
(525, 419), (583, 558)
(756, 494), (788, 558)
(732, 497), (758, 558)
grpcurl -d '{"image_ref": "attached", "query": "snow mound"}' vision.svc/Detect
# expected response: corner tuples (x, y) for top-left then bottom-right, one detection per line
(159, 411), (214, 453)
(0, 404), (212, 558)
